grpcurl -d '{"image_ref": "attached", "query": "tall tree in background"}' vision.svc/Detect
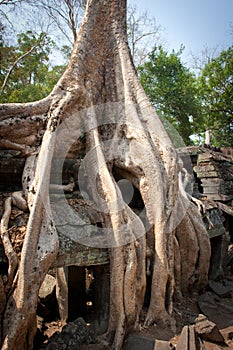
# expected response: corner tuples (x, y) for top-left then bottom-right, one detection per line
(0, 0), (163, 67)
(138, 46), (202, 145)
(27, 0), (86, 44)
(0, 0), (165, 108)
(0, 31), (64, 102)
(191, 45), (221, 76)
(0, 0), (85, 66)
(127, 4), (163, 66)
(197, 45), (233, 147)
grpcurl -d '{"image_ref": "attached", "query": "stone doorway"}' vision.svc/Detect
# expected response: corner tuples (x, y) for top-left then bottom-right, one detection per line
(68, 266), (86, 321)
(57, 263), (110, 334)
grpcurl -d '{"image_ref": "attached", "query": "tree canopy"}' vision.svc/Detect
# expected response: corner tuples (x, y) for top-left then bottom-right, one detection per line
(0, 30), (65, 103)
(197, 45), (233, 147)
(127, 4), (163, 66)
(0, 0), (232, 147)
(138, 46), (202, 145)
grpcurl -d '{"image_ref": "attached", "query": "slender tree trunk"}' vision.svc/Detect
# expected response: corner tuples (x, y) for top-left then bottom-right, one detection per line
(0, 1), (210, 349)
(205, 129), (211, 145)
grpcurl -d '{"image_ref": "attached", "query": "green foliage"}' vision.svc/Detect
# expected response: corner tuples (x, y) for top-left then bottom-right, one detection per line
(138, 46), (202, 145)
(0, 23), (232, 149)
(0, 30), (65, 103)
(197, 46), (233, 147)
(60, 45), (73, 64)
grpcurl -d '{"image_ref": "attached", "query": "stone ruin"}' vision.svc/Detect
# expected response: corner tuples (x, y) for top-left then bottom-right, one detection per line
(182, 146), (233, 280)
(0, 145), (233, 349)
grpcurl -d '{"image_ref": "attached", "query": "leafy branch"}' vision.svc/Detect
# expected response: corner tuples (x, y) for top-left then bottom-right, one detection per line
(0, 33), (46, 95)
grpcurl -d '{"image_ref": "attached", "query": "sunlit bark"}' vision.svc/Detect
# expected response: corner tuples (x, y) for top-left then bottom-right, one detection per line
(0, 1), (210, 349)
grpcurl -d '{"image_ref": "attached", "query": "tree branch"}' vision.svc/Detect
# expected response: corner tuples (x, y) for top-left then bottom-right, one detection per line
(134, 30), (158, 45)
(0, 96), (52, 120)
(0, 0), (23, 5)
(65, 0), (77, 42)
(0, 34), (46, 95)
(0, 139), (36, 156)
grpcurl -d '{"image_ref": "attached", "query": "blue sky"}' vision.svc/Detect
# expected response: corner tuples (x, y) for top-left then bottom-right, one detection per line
(129, 0), (233, 65)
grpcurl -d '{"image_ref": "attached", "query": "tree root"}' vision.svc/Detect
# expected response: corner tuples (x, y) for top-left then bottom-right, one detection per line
(0, 140), (36, 157)
(0, 276), (6, 345)
(0, 96), (52, 121)
(50, 177), (75, 193)
(0, 197), (18, 293)
(217, 201), (233, 216)
(190, 196), (206, 214)
(190, 195), (215, 229)
(12, 191), (28, 211)
(0, 1), (213, 349)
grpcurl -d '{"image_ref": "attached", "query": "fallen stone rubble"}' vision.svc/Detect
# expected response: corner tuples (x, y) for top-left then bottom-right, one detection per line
(39, 317), (95, 350)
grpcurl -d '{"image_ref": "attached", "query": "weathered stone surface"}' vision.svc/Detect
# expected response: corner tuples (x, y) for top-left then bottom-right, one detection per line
(49, 201), (109, 268)
(224, 279), (233, 290)
(123, 335), (155, 350)
(154, 339), (174, 349)
(203, 207), (225, 238)
(211, 346), (222, 350)
(220, 325), (233, 342)
(176, 326), (188, 350)
(39, 274), (56, 299)
(185, 146), (233, 200)
(176, 325), (206, 350)
(56, 267), (68, 322)
(198, 292), (233, 329)
(193, 150), (233, 201)
(209, 280), (232, 297)
(194, 314), (225, 343)
(54, 236), (109, 268)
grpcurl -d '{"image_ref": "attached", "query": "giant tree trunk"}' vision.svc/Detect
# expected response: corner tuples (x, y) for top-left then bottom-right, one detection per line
(0, 0), (210, 349)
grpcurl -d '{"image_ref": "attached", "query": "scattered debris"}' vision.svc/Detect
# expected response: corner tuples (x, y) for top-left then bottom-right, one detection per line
(39, 317), (95, 350)
(194, 314), (225, 343)
(1, 147), (233, 349)
(176, 325), (205, 350)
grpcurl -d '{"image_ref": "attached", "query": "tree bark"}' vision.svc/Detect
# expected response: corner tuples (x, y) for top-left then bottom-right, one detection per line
(0, 197), (18, 293)
(0, 1), (211, 349)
